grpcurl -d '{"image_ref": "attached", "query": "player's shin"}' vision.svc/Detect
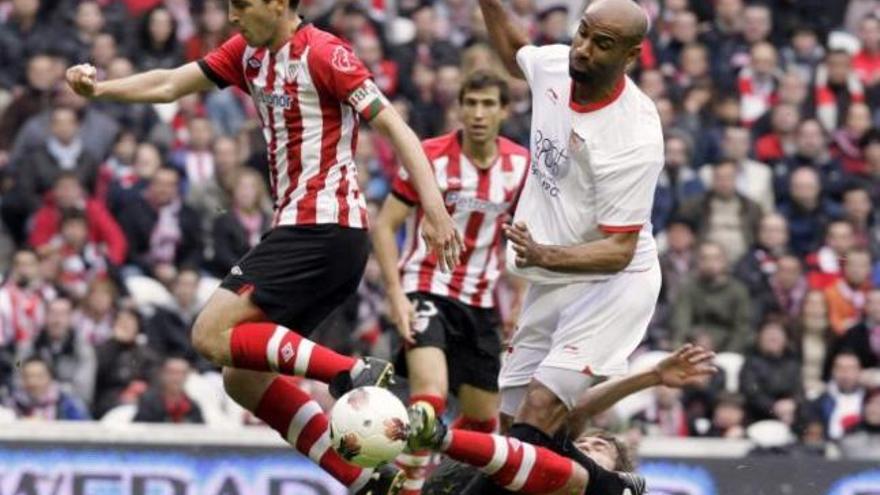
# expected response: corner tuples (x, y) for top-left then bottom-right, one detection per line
(254, 376), (375, 491)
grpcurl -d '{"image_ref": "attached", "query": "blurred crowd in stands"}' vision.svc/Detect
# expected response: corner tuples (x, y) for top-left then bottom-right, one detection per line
(0, 0), (878, 461)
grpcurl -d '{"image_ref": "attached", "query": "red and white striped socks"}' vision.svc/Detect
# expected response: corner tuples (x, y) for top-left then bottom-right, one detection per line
(441, 429), (575, 494)
(397, 395), (446, 495)
(230, 322), (364, 382)
(255, 376), (373, 491)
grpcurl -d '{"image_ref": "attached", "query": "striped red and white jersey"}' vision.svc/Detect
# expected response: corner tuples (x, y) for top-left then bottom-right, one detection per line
(392, 132), (530, 308)
(0, 283), (55, 346)
(199, 25), (389, 229)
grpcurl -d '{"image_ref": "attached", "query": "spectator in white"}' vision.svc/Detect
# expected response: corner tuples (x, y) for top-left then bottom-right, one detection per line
(734, 212), (790, 297)
(811, 351), (866, 439)
(143, 269), (210, 371)
(20, 296), (96, 405)
(853, 15), (880, 87)
(186, 136), (243, 254)
(812, 49), (866, 132)
(133, 356), (204, 424)
(775, 120), (846, 203)
(53, 1), (105, 65)
(44, 208), (109, 300)
(798, 290), (833, 398)
(778, 167), (844, 258)
(72, 279), (118, 346)
(632, 385), (689, 437)
(93, 308), (159, 418)
(171, 116), (215, 190)
(6, 356), (90, 420)
(739, 321), (803, 422)
(13, 107), (101, 217)
(839, 388), (880, 460)
(825, 288), (880, 388)
(700, 126), (774, 212)
(737, 42), (781, 126)
(842, 185), (880, 259)
(831, 102), (874, 175)
(753, 102), (800, 164)
(210, 169), (270, 277)
(0, 249), (56, 347)
(117, 166), (202, 286)
(679, 160), (763, 262)
(758, 254), (808, 325)
(671, 241), (752, 353)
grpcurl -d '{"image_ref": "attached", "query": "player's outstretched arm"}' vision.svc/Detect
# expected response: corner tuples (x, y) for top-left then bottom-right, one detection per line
(567, 345), (717, 435)
(371, 195), (417, 344)
(66, 62), (214, 104)
(505, 222), (639, 273)
(370, 107), (463, 272)
(478, 0), (530, 79)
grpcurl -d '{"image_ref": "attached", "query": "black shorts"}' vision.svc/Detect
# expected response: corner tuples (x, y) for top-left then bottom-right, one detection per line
(220, 225), (369, 334)
(396, 292), (502, 393)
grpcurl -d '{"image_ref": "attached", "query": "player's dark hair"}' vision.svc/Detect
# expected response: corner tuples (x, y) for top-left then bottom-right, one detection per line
(458, 70), (510, 106)
(583, 429), (635, 472)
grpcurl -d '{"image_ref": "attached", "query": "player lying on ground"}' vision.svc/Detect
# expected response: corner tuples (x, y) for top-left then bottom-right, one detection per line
(410, 345), (717, 495)
(67, 0), (462, 493)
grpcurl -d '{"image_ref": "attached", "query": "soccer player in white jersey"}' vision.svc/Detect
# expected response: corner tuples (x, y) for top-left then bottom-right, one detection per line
(66, 0), (462, 493)
(372, 70), (529, 494)
(472, 0), (664, 493)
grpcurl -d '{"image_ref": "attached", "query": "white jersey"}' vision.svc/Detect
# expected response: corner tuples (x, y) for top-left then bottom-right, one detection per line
(507, 44), (664, 284)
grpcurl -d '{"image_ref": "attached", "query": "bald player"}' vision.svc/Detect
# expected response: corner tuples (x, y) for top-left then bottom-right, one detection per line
(474, 0), (663, 493)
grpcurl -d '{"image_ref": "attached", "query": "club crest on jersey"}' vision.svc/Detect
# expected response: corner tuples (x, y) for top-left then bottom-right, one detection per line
(287, 61), (301, 81)
(247, 56), (262, 69)
(331, 45), (356, 73)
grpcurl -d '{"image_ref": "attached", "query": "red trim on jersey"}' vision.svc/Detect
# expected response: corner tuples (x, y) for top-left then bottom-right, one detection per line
(599, 224), (643, 234)
(417, 147), (461, 292)
(263, 52), (281, 213)
(469, 154), (512, 306)
(273, 54), (305, 226)
(569, 77), (626, 113)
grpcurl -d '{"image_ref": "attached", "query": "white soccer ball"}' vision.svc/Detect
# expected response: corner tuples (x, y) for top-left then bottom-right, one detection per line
(329, 386), (410, 468)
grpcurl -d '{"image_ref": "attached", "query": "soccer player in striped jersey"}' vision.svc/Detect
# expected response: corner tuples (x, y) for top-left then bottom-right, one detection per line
(411, 345), (717, 495)
(371, 70), (529, 494)
(66, 0), (463, 493)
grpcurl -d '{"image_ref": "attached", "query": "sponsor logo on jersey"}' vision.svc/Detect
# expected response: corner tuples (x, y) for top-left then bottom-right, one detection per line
(445, 190), (510, 214)
(256, 90), (293, 109)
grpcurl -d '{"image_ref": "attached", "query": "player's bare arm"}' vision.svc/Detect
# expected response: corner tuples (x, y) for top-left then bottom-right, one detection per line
(370, 107), (463, 272)
(66, 62), (214, 103)
(477, 0), (531, 79)
(504, 221), (639, 273)
(567, 344), (717, 433)
(371, 194), (417, 344)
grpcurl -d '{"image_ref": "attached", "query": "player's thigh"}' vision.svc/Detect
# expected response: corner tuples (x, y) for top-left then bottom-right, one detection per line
(222, 367), (277, 410)
(498, 284), (560, 391)
(544, 263), (661, 377)
(406, 346), (449, 397)
(192, 286), (267, 360)
(514, 377), (572, 434)
(458, 384), (498, 421)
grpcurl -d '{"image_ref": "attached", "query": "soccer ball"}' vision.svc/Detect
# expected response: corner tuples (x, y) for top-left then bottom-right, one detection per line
(329, 386), (410, 468)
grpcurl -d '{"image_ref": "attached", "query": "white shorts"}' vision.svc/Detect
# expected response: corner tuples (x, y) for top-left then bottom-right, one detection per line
(499, 261), (661, 394)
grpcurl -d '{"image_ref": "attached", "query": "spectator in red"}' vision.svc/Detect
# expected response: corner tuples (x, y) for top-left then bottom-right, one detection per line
(737, 42), (781, 126)
(831, 102), (873, 175)
(355, 34), (398, 98)
(806, 220), (856, 289)
(824, 249), (873, 335)
(133, 356), (203, 424)
(812, 49), (865, 132)
(94, 130), (138, 204)
(183, 0), (232, 61)
(42, 209), (110, 301)
(754, 102), (800, 163)
(853, 15), (880, 87)
(29, 172), (127, 266)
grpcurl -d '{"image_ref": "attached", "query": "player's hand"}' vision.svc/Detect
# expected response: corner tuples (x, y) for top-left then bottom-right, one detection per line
(388, 291), (417, 345)
(504, 222), (545, 268)
(66, 64), (99, 98)
(654, 344), (717, 388)
(422, 208), (463, 272)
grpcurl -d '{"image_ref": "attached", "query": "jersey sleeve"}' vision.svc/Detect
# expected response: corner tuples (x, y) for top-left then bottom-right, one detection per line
(594, 143), (663, 234)
(309, 40), (389, 121)
(198, 34), (248, 91)
(390, 165), (419, 206)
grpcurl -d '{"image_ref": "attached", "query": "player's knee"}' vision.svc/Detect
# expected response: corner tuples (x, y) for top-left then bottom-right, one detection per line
(191, 311), (226, 364)
(222, 367), (272, 410)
